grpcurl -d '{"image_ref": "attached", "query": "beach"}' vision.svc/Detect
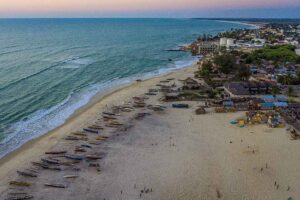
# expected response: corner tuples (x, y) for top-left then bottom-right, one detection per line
(0, 63), (299, 200)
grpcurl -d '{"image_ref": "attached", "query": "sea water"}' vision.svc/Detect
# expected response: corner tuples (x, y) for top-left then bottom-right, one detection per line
(0, 18), (252, 157)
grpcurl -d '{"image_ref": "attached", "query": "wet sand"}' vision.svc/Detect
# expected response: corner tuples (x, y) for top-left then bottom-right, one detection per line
(0, 63), (299, 200)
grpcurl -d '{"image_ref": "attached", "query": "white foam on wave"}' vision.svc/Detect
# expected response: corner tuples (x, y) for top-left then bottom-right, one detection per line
(60, 57), (93, 69)
(0, 56), (197, 158)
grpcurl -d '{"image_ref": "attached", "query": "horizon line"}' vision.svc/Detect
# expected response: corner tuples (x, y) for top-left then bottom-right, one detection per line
(0, 17), (299, 19)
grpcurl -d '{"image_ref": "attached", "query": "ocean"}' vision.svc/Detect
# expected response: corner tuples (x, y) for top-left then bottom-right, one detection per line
(0, 18), (252, 157)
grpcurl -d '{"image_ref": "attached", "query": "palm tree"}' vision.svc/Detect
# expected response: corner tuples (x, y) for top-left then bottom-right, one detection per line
(271, 86), (280, 97)
(283, 74), (292, 85)
(287, 86), (294, 97)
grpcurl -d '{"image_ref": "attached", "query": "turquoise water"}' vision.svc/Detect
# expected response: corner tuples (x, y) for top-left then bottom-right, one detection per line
(0, 19), (251, 157)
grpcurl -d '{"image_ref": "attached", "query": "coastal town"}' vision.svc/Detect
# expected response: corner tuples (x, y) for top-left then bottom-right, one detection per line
(178, 22), (300, 134)
(0, 21), (300, 200)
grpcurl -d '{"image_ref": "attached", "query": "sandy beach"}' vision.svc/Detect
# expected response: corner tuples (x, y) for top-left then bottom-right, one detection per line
(0, 63), (299, 200)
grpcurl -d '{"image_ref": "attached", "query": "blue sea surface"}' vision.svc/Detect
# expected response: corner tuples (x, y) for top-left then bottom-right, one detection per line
(0, 18), (251, 157)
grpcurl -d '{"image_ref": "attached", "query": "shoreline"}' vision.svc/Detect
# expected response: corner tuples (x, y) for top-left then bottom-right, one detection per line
(0, 57), (197, 159)
(0, 62), (198, 190)
(216, 20), (260, 29)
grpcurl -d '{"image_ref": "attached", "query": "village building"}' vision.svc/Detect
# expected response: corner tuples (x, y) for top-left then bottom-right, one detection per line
(182, 77), (201, 90)
(198, 41), (219, 55)
(224, 81), (272, 96)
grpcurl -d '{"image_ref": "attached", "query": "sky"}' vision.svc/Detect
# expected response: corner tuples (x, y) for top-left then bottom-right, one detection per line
(0, 0), (299, 18)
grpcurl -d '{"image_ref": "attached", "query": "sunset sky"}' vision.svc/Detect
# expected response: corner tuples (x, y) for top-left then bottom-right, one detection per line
(0, 0), (299, 18)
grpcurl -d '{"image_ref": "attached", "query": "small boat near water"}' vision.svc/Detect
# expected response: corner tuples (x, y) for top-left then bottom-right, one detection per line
(17, 170), (37, 178)
(45, 151), (67, 155)
(83, 128), (99, 134)
(64, 154), (83, 161)
(172, 104), (189, 108)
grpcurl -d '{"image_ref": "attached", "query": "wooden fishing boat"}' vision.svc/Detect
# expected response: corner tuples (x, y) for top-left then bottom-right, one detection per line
(89, 163), (100, 167)
(64, 154), (83, 161)
(102, 115), (117, 120)
(81, 144), (92, 148)
(71, 132), (87, 137)
(110, 121), (123, 126)
(41, 158), (60, 165)
(88, 125), (103, 130)
(9, 181), (31, 187)
(83, 128), (99, 134)
(95, 136), (108, 141)
(59, 160), (80, 166)
(121, 107), (134, 112)
(17, 171), (37, 178)
(44, 183), (66, 188)
(64, 136), (79, 141)
(133, 103), (146, 108)
(85, 155), (103, 160)
(74, 147), (86, 153)
(63, 175), (79, 179)
(45, 151), (67, 155)
(172, 104), (189, 108)
(102, 111), (115, 116)
(31, 162), (61, 171)
(145, 92), (157, 96)
(5, 195), (33, 200)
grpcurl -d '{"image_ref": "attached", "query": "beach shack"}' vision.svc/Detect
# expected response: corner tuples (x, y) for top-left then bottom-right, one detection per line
(235, 102), (249, 111)
(275, 95), (288, 102)
(274, 102), (288, 108)
(223, 100), (234, 110)
(261, 95), (276, 103)
(182, 77), (200, 90)
(260, 102), (274, 110)
(249, 98), (264, 110)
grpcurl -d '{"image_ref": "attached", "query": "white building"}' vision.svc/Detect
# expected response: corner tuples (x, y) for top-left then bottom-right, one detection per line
(220, 38), (227, 46)
(219, 38), (235, 49)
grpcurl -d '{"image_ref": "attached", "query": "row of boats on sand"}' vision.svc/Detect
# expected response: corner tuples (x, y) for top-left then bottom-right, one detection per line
(3, 86), (171, 200)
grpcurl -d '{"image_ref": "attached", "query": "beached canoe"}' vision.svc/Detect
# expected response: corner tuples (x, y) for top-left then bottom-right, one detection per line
(4, 194), (33, 200)
(81, 144), (92, 148)
(102, 112), (116, 116)
(74, 147), (86, 152)
(83, 128), (100, 134)
(41, 158), (60, 165)
(71, 132), (87, 137)
(64, 154), (83, 161)
(31, 162), (61, 170)
(63, 175), (79, 179)
(85, 155), (103, 160)
(172, 104), (189, 108)
(4, 195), (34, 200)
(17, 171), (37, 178)
(45, 151), (67, 155)
(44, 183), (66, 188)
(64, 136), (79, 141)
(9, 181), (31, 187)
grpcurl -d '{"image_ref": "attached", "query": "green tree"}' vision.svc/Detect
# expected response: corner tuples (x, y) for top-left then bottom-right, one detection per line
(199, 60), (213, 78)
(236, 64), (251, 81)
(283, 74), (293, 85)
(214, 53), (235, 74)
(271, 86), (280, 97)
